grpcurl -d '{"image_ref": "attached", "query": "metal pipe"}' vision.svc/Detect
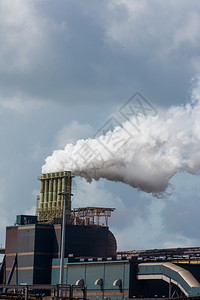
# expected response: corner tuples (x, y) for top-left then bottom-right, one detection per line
(52, 177), (58, 208)
(59, 193), (67, 297)
(62, 176), (67, 193)
(67, 176), (72, 219)
(44, 178), (49, 208)
(57, 176), (62, 209)
(62, 174), (72, 220)
(59, 191), (73, 297)
(39, 176), (44, 209)
(48, 176), (53, 208)
(25, 286), (28, 300)
(61, 176), (67, 211)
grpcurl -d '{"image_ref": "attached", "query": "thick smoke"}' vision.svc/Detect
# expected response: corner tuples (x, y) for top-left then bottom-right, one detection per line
(42, 81), (200, 196)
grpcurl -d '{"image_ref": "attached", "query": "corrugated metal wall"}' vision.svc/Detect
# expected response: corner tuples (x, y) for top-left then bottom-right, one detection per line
(5, 224), (53, 285)
(52, 259), (130, 299)
(5, 223), (117, 285)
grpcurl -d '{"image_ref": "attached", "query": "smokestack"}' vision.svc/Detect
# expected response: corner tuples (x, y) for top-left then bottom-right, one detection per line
(37, 171), (72, 223)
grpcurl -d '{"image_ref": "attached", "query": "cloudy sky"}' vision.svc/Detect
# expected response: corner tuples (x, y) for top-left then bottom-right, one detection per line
(1, 0), (200, 252)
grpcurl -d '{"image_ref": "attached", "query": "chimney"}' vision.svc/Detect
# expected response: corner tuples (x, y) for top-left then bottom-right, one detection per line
(37, 171), (72, 223)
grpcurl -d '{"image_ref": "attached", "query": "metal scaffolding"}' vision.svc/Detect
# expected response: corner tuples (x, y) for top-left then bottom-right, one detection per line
(73, 207), (115, 227)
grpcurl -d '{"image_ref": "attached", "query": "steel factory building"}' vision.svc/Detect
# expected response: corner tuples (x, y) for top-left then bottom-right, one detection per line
(1, 171), (200, 299)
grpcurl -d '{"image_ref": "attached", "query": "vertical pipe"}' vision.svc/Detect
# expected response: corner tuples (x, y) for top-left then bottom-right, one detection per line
(25, 286), (28, 300)
(70, 285), (73, 300)
(59, 194), (67, 297)
(57, 176), (62, 210)
(62, 176), (67, 193)
(48, 175), (53, 209)
(105, 215), (108, 227)
(39, 176), (45, 209)
(83, 286), (87, 300)
(103, 263), (105, 299)
(53, 177), (58, 208)
(44, 177), (49, 209)
(61, 176), (66, 211)
(56, 284), (59, 300)
(169, 279), (171, 298)
(66, 174), (72, 220)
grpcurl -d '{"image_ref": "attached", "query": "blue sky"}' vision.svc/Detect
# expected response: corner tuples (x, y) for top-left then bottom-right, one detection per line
(1, 0), (200, 251)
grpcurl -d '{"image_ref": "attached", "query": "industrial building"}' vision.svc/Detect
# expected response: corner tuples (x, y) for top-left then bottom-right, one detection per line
(1, 171), (200, 299)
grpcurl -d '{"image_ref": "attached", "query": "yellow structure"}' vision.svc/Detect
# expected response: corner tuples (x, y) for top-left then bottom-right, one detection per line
(37, 171), (72, 222)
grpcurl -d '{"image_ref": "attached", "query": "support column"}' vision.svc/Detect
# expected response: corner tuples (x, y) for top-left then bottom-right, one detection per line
(59, 193), (67, 297)
(169, 279), (171, 298)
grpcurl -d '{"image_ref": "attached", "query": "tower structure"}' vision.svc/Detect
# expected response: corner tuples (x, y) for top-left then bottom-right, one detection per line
(36, 171), (72, 223)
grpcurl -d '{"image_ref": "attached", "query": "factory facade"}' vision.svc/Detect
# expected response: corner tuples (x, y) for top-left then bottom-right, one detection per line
(2, 171), (200, 299)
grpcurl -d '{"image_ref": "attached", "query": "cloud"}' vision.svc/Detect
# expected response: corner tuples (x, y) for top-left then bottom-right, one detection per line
(24, 205), (36, 216)
(1, 0), (200, 252)
(72, 178), (163, 250)
(160, 173), (200, 242)
(72, 177), (124, 210)
(0, 177), (15, 245)
(54, 121), (93, 149)
(172, 12), (200, 50)
(0, 95), (45, 114)
(0, 0), (42, 72)
(0, 0), (69, 73)
(105, 0), (148, 46)
(104, 0), (200, 71)
(163, 234), (197, 249)
(0, 0), (198, 106)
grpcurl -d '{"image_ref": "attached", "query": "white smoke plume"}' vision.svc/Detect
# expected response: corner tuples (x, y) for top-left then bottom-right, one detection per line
(42, 79), (200, 196)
